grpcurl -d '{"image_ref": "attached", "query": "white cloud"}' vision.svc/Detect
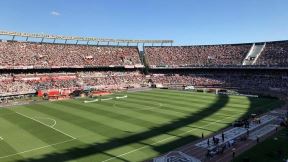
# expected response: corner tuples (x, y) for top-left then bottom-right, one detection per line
(50, 11), (61, 16)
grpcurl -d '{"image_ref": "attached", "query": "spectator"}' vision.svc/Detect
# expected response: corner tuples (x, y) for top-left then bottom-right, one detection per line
(145, 44), (251, 67)
(0, 41), (142, 68)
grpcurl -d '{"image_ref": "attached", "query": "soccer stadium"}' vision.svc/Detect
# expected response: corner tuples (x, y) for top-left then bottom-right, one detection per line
(0, 1), (288, 162)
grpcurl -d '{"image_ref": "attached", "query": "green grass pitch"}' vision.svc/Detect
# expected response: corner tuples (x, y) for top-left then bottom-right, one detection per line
(0, 89), (284, 162)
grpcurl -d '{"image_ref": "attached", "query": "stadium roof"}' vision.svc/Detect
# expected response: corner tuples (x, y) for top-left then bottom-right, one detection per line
(0, 31), (174, 44)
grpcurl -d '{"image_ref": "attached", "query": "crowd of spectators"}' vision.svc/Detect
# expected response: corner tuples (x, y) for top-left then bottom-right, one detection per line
(2, 40), (288, 68)
(146, 41), (288, 67)
(1, 70), (288, 96)
(79, 71), (145, 88)
(0, 41), (142, 68)
(145, 44), (252, 67)
(0, 71), (146, 95)
(1, 40), (288, 97)
(149, 71), (288, 93)
(255, 41), (288, 66)
(0, 80), (35, 95)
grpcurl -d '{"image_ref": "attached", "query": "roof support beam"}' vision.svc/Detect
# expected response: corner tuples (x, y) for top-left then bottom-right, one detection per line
(0, 31), (174, 44)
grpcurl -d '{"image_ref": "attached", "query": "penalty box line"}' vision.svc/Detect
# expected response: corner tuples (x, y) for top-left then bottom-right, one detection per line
(14, 111), (76, 140)
(101, 113), (242, 162)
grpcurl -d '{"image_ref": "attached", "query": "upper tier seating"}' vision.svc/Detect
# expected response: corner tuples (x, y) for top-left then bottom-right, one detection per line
(0, 41), (142, 68)
(255, 41), (288, 66)
(145, 44), (252, 67)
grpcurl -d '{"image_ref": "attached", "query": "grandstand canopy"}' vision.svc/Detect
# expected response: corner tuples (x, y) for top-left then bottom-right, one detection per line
(0, 31), (174, 44)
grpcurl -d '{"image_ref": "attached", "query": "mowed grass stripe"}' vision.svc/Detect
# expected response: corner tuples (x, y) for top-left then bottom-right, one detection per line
(133, 96), (249, 113)
(204, 100), (277, 122)
(151, 89), (280, 110)
(29, 103), (163, 145)
(143, 90), (264, 107)
(129, 92), (277, 117)
(102, 93), (204, 118)
(113, 98), (237, 123)
(108, 95), (236, 132)
(0, 90), (283, 162)
(50, 92), (230, 159)
(128, 93), (217, 114)
(133, 92), (251, 110)
(146, 90), (250, 104)
(53, 101), (158, 134)
(123, 95), (246, 118)
(63, 100), (164, 129)
(131, 91), (253, 113)
(102, 110), (238, 162)
(111, 99), (182, 120)
(138, 89), (219, 101)
(116, 95), (230, 145)
(218, 100), (276, 114)
(74, 100), (190, 128)
(150, 89), (254, 102)
(74, 100), (168, 126)
(0, 116), (55, 159)
(128, 92), (234, 113)
(0, 113), (25, 159)
(74, 99), (181, 127)
(13, 106), (111, 143)
(101, 101), (177, 124)
(59, 101), (192, 138)
(134, 91), (219, 107)
(0, 140), (23, 161)
(137, 111), (248, 161)
(57, 102), (155, 131)
(26, 104), (129, 139)
(26, 103), (165, 155)
(128, 94), (213, 114)
(1, 109), (70, 145)
(142, 89), (219, 98)
(201, 99), (283, 128)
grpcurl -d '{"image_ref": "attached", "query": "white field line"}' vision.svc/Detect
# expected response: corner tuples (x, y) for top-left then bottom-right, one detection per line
(34, 117), (57, 127)
(101, 98), (113, 101)
(101, 113), (241, 162)
(115, 95), (128, 99)
(14, 112), (76, 140)
(0, 137), (3, 140)
(0, 139), (76, 159)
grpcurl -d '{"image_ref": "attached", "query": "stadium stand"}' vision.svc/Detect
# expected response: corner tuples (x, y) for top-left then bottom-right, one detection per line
(148, 71), (288, 94)
(0, 41), (142, 68)
(1, 31), (288, 100)
(145, 44), (252, 67)
(0, 71), (145, 96)
(255, 41), (288, 66)
(145, 41), (288, 67)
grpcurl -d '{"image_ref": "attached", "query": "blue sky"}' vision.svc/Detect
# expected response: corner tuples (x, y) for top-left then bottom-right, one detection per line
(0, 0), (287, 45)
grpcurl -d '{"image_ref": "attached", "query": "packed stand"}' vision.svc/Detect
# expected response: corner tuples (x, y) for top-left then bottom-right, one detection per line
(145, 44), (252, 67)
(149, 71), (288, 93)
(0, 41), (142, 68)
(1, 71), (288, 96)
(79, 71), (145, 89)
(0, 71), (146, 96)
(255, 41), (288, 66)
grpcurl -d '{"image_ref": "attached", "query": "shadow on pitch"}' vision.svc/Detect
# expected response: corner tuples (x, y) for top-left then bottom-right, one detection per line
(17, 95), (229, 162)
